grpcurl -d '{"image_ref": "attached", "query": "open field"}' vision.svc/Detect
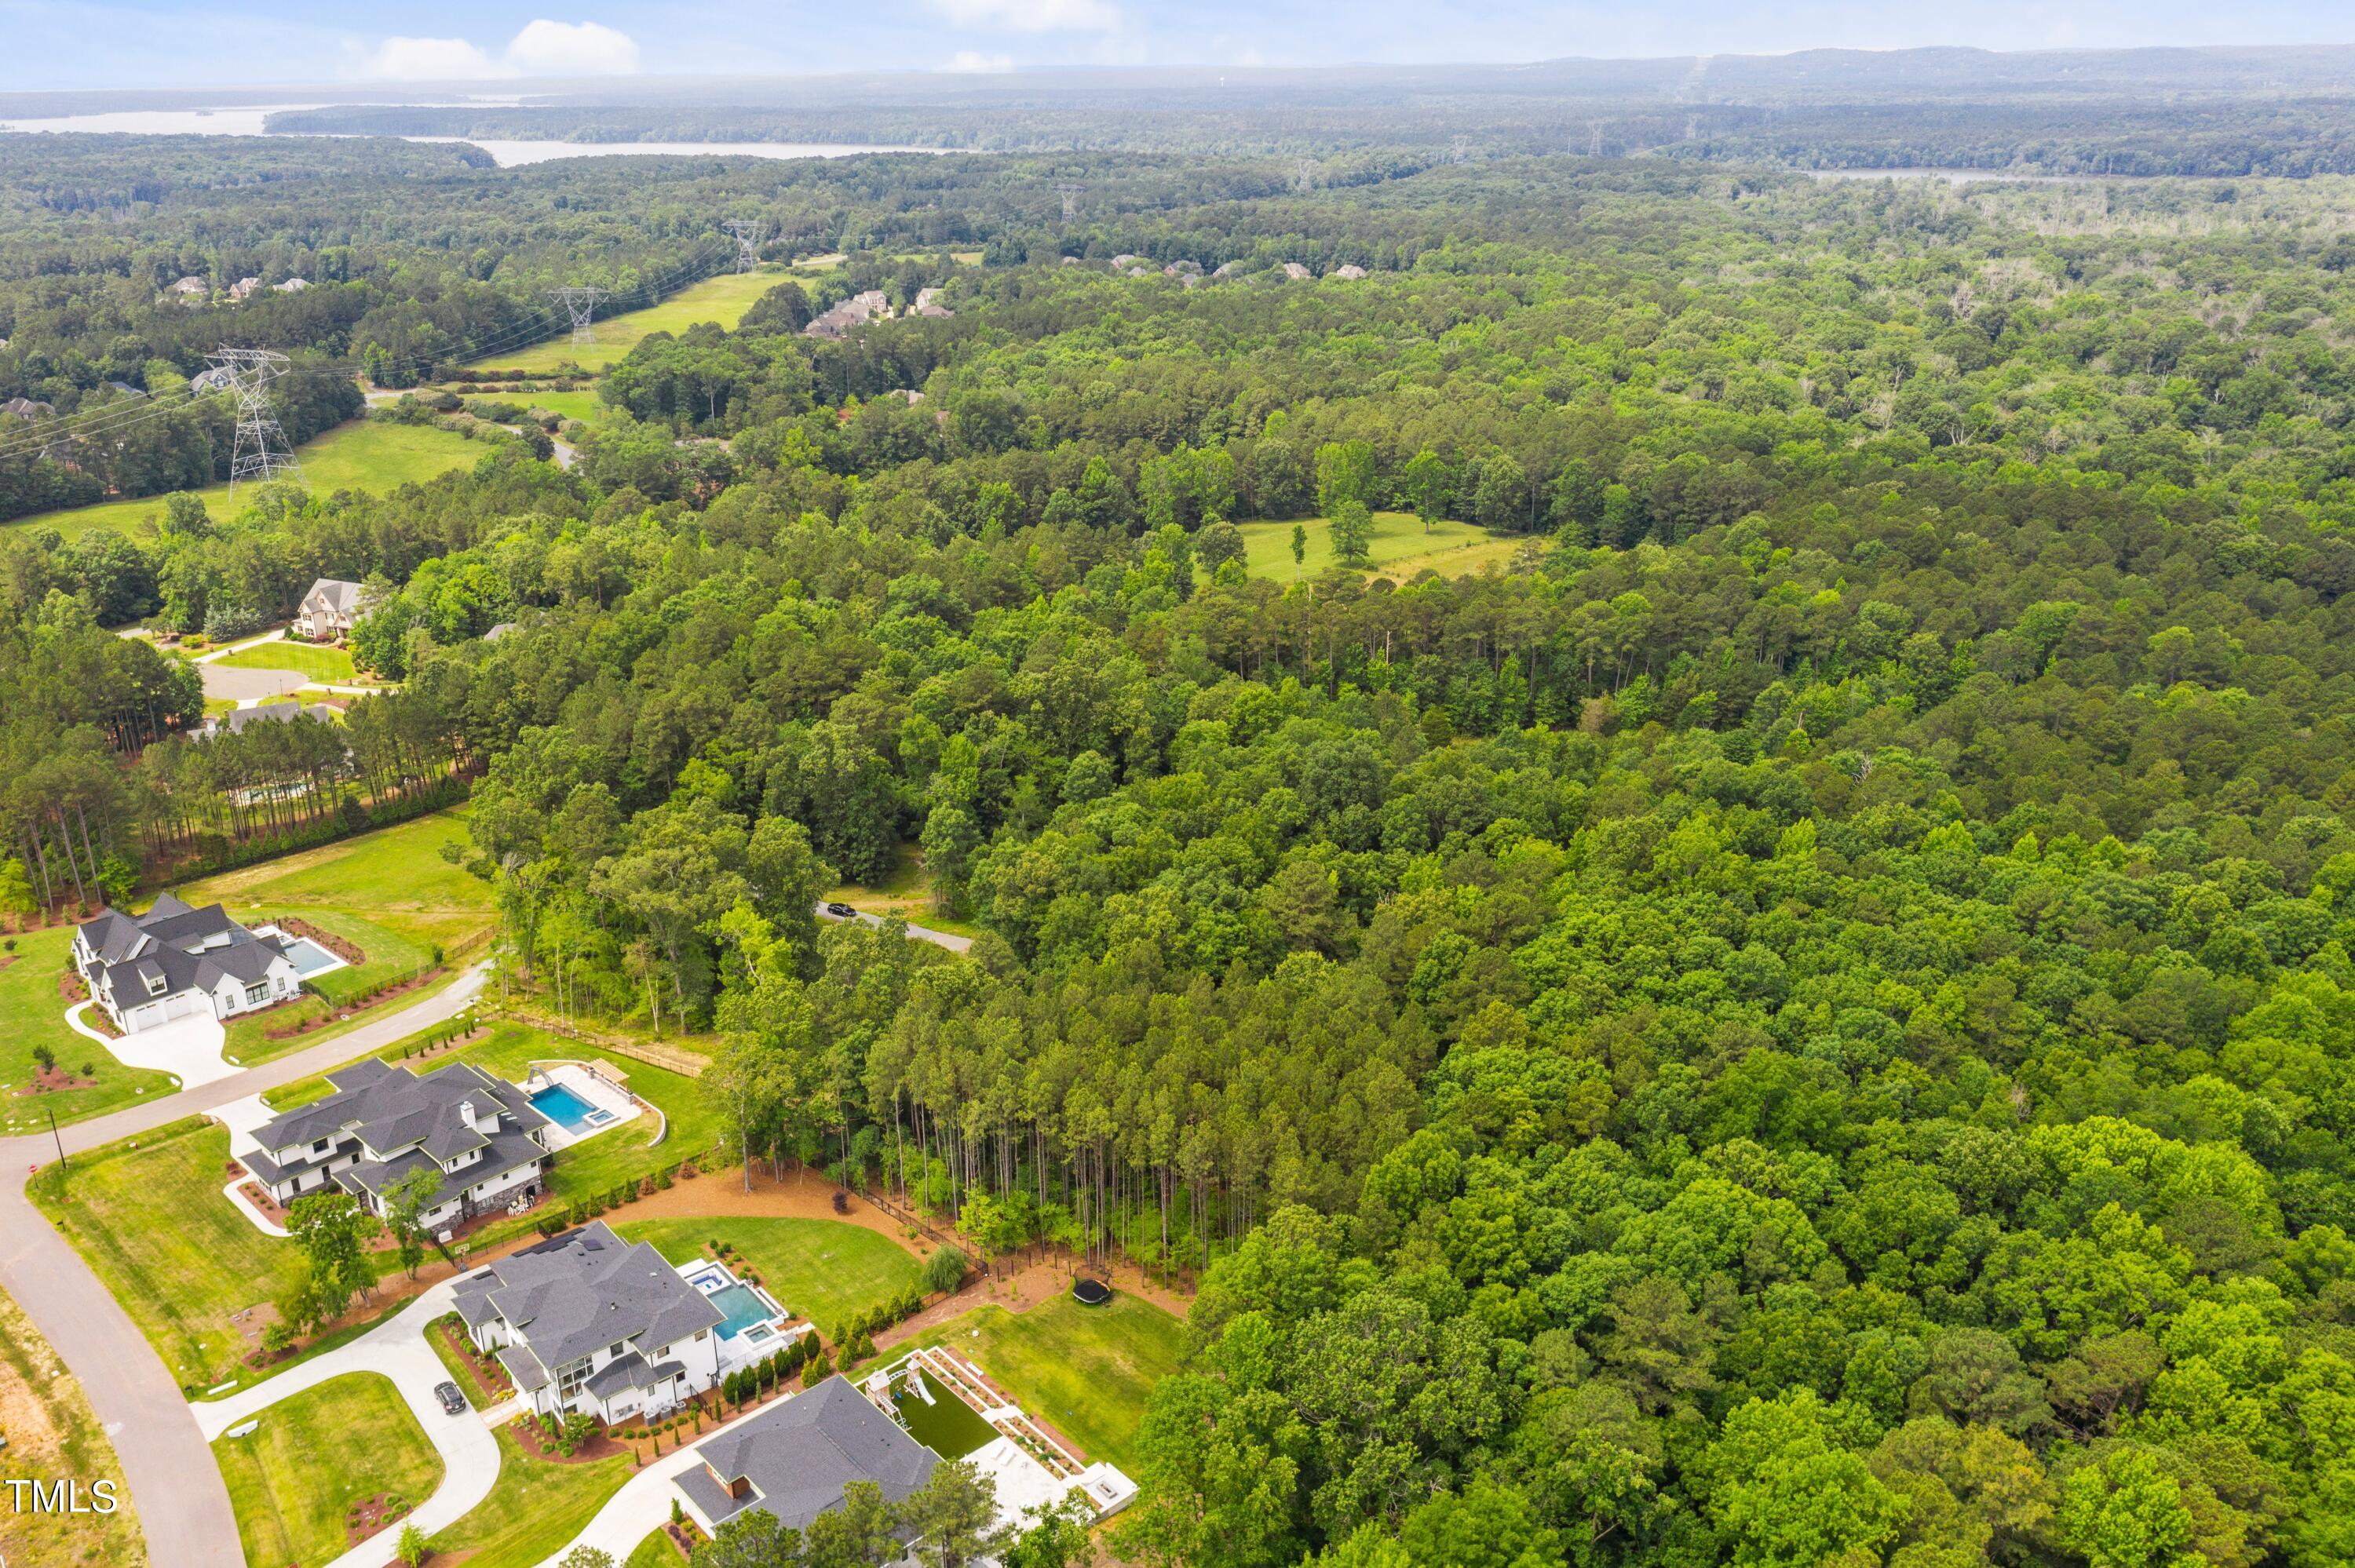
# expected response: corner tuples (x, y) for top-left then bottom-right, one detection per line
(176, 807), (491, 953)
(6, 419), (489, 542)
(459, 269), (783, 374)
(209, 639), (360, 684)
(425, 1428), (633, 1568)
(517, 389), (609, 427)
(0, 1285), (146, 1568)
(899, 1293), (1185, 1471)
(212, 1372), (441, 1568)
(614, 1214), (925, 1336)
(0, 923), (177, 1130)
(1236, 512), (1513, 582)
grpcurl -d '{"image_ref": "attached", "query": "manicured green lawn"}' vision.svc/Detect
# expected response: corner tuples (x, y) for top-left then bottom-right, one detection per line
(0, 923), (176, 1130)
(31, 1117), (305, 1386)
(462, 270), (783, 374)
(173, 807), (491, 953)
(613, 1216), (922, 1336)
(626, 1526), (686, 1567)
(426, 1428), (633, 1568)
(900, 1294), (1185, 1471)
(7, 419), (489, 541)
(1236, 512), (1508, 582)
(219, 909), (443, 1066)
(213, 1372), (442, 1568)
(524, 388), (609, 427)
(209, 640), (360, 684)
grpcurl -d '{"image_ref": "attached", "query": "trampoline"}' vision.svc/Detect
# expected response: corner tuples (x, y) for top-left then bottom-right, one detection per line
(1072, 1278), (1113, 1307)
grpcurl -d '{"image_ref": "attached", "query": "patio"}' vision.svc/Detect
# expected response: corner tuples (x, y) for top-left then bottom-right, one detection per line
(519, 1059), (643, 1150)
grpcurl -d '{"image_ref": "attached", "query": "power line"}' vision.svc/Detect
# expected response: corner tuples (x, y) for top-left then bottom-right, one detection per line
(1054, 181), (1083, 223)
(723, 219), (766, 273)
(211, 347), (300, 497)
(549, 286), (613, 348)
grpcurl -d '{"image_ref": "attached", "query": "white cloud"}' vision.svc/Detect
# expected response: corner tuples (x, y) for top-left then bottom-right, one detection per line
(943, 49), (1017, 72)
(359, 35), (502, 80)
(925, 0), (1119, 33)
(504, 19), (641, 75)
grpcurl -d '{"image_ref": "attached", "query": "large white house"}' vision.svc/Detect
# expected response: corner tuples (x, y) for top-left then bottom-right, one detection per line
(454, 1222), (725, 1425)
(73, 895), (301, 1034)
(294, 577), (367, 641)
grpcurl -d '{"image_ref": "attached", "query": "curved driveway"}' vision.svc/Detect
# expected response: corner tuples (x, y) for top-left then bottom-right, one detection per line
(195, 1278), (502, 1568)
(0, 964), (490, 1568)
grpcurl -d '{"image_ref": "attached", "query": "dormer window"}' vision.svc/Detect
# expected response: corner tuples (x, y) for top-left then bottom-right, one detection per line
(144, 972), (166, 996)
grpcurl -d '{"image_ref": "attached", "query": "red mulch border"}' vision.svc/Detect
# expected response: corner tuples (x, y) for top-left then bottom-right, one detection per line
(344, 1491), (411, 1547)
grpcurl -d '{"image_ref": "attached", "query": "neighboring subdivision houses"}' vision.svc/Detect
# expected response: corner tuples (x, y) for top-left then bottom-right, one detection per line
(73, 895), (301, 1034)
(240, 1059), (552, 1233)
(454, 1221), (725, 1424)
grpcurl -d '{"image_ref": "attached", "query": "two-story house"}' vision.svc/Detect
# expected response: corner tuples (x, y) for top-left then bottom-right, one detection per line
(239, 1058), (551, 1234)
(294, 577), (367, 641)
(74, 895), (302, 1035)
(452, 1222), (724, 1425)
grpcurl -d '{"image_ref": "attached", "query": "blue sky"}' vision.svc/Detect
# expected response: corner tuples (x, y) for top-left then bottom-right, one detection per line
(1, 1), (2351, 92)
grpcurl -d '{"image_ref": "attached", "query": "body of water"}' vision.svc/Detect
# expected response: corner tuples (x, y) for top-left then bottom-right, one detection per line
(0, 105), (948, 166)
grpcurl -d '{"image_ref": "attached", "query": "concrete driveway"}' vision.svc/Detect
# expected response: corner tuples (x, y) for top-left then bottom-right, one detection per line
(199, 662), (308, 702)
(195, 1278), (502, 1568)
(67, 1000), (232, 1087)
(0, 962), (490, 1568)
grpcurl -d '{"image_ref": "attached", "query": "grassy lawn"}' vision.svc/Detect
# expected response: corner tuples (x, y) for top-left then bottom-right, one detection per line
(627, 1526), (686, 1567)
(1236, 512), (1510, 582)
(7, 419), (488, 542)
(613, 1216), (922, 1336)
(217, 910), (440, 1067)
(0, 923), (176, 1131)
(521, 389), (608, 427)
(818, 841), (980, 939)
(426, 1428), (633, 1568)
(31, 1117), (305, 1387)
(173, 807), (491, 954)
(213, 1372), (442, 1568)
(0, 1285), (144, 1568)
(209, 640), (360, 684)
(261, 1019), (727, 1251)
(462, 270), (783, 375)
(900, 1294), (1185, 1471)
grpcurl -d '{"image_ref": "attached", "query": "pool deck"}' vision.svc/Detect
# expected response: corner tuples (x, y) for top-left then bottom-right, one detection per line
(524, 1059), (642, 1150)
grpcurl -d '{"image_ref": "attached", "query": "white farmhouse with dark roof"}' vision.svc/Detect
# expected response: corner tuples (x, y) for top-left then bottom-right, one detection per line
(294, 578), (367, 640)
(453, 1221), (725, 1424)
(239, 1058), (552, 1231)
(73, 895), (301, 1034)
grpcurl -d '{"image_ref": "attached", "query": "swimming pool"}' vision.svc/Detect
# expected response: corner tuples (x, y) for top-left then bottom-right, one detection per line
(278, 936), (342, 976)
(707, 1282), (777, 1339)
(528, 1081), (615, 1134)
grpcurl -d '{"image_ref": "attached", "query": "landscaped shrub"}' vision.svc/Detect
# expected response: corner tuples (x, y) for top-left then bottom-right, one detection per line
(922, 1245), (968, 1296)
(850, 1330), (874, 1362)
(802, 1347), (833, 1387)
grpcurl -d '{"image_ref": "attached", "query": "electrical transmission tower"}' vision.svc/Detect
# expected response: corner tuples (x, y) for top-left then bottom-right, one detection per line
(1452, 134), (1470, 162)
(208, 347), (300, 495)
(550, 286), (611, 348)
(1053, 181), (1083, 222)
(1588, 120), (1606, 157)
(724, 220), (766, 273)
(1293, 156), (1316, 193)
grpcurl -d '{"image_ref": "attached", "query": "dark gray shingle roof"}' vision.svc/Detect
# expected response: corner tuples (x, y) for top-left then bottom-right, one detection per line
(679, 1377), (939, 1533)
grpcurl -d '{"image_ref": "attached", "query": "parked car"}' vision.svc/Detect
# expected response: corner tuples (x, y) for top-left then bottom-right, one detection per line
(824, 902), (856, 917)
(435, 1380), (466, 1415)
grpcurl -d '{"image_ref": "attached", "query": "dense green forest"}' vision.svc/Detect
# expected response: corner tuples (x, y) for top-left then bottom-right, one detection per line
(8, 106), (2355, 1567)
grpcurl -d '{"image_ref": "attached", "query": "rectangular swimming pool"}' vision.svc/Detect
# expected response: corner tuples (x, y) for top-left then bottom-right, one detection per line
(708, 1281), (776, 1339)
(279, 936), (342, 975)
(528, 1081), (613, 1134)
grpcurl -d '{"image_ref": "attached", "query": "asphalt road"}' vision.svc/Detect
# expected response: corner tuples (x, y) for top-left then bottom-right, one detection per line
(0, 964), (489, 1568)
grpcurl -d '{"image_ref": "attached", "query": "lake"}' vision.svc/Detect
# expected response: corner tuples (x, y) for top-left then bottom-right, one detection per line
(0, 105), (951, 166)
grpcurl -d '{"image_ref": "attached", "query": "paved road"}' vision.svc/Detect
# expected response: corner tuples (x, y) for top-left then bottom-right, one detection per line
(0, 964), (489, 1568)
(814, 901), (973, 954)
(195, 1278), (502, 1568)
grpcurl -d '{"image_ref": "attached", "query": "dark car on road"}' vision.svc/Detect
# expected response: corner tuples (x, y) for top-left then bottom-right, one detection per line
(435, 1380), (466, 1415)
(824, 902), (856, 917)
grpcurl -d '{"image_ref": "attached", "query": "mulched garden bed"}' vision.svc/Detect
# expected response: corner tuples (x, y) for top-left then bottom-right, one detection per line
(345, 1491), (412, 1546)
(13, 1065), (97, 1096)
(513, 1423), (631, 1465)
(431, 1316), (515, 1402)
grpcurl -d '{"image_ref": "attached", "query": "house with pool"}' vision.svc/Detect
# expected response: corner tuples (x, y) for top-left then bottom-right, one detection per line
(239, 1058), (553, 1231)
(452, 1220), (794, 1425)
(72, 895), (338, 1034)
